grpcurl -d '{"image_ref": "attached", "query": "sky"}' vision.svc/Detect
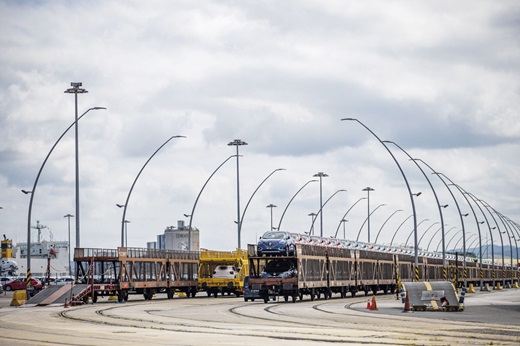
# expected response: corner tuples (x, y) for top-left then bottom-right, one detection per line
(1, 0), (519, 255)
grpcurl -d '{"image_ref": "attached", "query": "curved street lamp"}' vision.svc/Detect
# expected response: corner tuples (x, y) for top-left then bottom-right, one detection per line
(428, 226), (455, 252)
(478, 199), (510, 286)
(239, 168), (286, 241)
(431, 172), (470, 285)
(356, 203), (386, 242)
(119, 135), (186, 247)
(417, 222), (440, 248)
(390, 214), (413, 246)
(461, 190), (496, 289)
(308, 189), (347, 236)
(342, 118), (420, 280)
(374, 209), (403, 244)
(187, 155), (238, 250)
(384, 145), (449, 269)
(436, 227), (459, 253)
(277, 179), (318, 232)
(404, 219), (430, 247)
(334, 197), (367, 238)
(24, 106), (105, 284)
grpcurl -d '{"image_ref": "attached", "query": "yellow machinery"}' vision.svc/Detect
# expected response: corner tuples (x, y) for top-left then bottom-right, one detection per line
(198, 248), (249, 297)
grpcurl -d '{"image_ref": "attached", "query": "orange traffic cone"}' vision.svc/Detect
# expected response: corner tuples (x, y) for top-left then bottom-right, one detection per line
(366, 299), (371, 309)
(370, 295), (378, 311)
(402, 291), (411, 312)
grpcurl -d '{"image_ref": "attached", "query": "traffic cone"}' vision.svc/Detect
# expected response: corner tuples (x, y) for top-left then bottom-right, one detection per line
(370, 295), (378, 311)
(402, 291), (411, 313)
(366, 299), (371, 309)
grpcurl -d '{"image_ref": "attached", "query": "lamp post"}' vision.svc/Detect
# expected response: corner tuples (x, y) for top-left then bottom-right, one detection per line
(228, 139), (248, 249)
(313, 172), (329, 237)
(23, 106), (105, 285)
(493, 212), (515, 284)
(277, 180), (318, 231)
(356, 203), (386, 242)
(457, 189), (492, 289)
(123, 220), (130, 247)
(374, 209), (403, 244)
(187, 155), (237, 251)
(266, 204), (277, 230)
(477, 200), (509, 287)
(119, 135), (186, 247)
(334, 197), (367, 238)
(342, 118), (420, 280)
(63, 214), (74, 276)
(383, 144), (450, 270)
(362, 187), (375, 243)
(432, 172), (469, 285)
(239, 168), (285, 242)
(64, 82), (88, 248)
(308, 213), (317, 235)
(308, 189), (347, 236)
(340, 219), (348, 239)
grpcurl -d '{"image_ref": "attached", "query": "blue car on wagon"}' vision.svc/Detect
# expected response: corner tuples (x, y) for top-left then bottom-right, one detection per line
(257, 231), (296, 256)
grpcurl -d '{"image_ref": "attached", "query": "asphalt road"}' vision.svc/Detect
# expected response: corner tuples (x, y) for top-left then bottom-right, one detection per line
(0, 288), (519, 345)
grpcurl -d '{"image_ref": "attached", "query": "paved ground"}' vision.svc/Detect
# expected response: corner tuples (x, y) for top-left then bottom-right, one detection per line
(0, 288), (519, 345)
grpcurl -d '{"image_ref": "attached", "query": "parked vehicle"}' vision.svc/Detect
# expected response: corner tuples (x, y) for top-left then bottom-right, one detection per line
(198, 248), (249, 298)
(0, 276), (15, 287)
(243, 276), (260, 302)
(213, 265), (237, 278)
(260, 259), (297, 278)
(257, 231), (296, 256)
(2, 278), (42, 291)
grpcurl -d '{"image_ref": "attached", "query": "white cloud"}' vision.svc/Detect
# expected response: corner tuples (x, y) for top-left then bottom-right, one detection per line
(0, 0), (518, 255)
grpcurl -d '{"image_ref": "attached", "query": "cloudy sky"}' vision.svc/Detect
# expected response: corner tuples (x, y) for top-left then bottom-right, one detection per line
(1, 1), (519, 254)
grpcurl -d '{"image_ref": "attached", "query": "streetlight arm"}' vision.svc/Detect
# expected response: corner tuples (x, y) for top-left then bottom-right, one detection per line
(240, 168), (285, 233)
(187, 154), (238, 246)
(277, 179), (317, 232)
(356, 204), (386, 242)
(390, 215), (413, 245)
(334, 197), (367, 238)
(342, 118), (420, 269)
(373, 209), (402, 244)
(120, 135), (186, 247)
(308, 189), (347, 235)
(25, 107), (105, 281)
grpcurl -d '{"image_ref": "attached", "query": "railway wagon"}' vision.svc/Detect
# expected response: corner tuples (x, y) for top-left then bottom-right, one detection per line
(74, 247), (199, 303)
(198, 248), (249, 297)
(248, 243), (399, 302)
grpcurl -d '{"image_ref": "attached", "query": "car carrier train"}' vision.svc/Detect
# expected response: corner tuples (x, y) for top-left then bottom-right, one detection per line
(246, 232), (519, 303)
(72, 236), (518, 304)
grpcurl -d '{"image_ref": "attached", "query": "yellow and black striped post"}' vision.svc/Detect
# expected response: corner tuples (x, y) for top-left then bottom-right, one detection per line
(414, 265), (419, 282)
(463, 268), (467, 279)
(442, 267), (447, 281)
(479, 269), (483, 279)
(492, 270), (495, 279)
(25, 269), (32, 287)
